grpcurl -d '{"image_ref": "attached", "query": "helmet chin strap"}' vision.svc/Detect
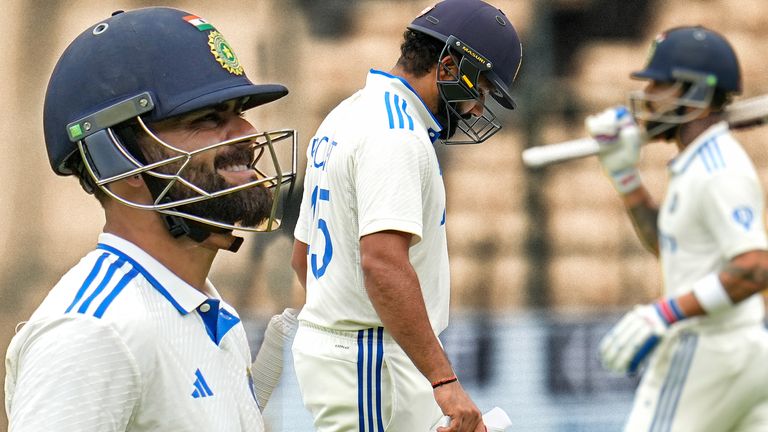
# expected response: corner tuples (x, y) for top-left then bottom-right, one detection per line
(149, 186), (245, 253)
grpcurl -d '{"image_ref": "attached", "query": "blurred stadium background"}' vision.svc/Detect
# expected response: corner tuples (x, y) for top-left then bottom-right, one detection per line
(2, 0), (768, 430)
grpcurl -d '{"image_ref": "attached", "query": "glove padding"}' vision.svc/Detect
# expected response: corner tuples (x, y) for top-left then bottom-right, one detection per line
(585, 106), (645, 194)
(599, 303), (671, 375)
(251, 307), (299, 409)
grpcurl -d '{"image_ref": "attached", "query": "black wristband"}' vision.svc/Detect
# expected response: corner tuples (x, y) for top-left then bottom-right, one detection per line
(431, 376), (458, 389)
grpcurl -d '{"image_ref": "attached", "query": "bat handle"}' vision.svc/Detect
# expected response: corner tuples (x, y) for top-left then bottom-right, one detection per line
(521, 137), (599, 168)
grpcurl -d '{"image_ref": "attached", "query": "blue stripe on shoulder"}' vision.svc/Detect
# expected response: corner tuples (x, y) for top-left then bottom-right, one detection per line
(76, 257), (126, 314)
(97, 243), (187, 314)
(93, 266), (139, 318)
(393, 94), (404, 129)
(698, 144), (712, 172)
(696, 139), (726, 173)
(383, 91), (415, 131)
(65, 252), (110, 313)
(369, 69), (442, 128)
(711, 140), (725, 169)
(402, 99), (414, 131)
(384, 91), (394, 129)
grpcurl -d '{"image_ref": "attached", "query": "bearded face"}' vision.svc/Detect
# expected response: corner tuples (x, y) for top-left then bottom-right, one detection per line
(140, 137), (275, 229)
(174, 160), (274, 229)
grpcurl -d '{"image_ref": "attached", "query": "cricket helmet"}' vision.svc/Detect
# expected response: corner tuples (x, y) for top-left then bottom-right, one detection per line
(43, 7), (296, 238)
(408, 0), (523, 143)
(629, 26), (740, 130)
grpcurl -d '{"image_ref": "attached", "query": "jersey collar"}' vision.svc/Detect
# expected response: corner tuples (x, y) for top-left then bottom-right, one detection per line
(96, 233), (215, 315)
(367, 69), (443, 135)
(668, 121), (729, 175)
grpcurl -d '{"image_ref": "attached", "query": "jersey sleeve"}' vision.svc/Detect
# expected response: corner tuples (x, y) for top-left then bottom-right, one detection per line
(699, 173), (768, 259)
(5, 317), (141, 432)
(354, 132), (428, 242)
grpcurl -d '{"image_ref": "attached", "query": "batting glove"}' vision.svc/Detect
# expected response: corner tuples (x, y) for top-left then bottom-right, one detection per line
(599, 298), (685, 375)
(251, 308), (299, 409)
(585, 106), (645, 194)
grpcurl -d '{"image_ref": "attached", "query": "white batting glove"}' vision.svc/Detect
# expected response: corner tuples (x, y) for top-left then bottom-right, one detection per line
(585, 106), (645, 194)
(599, 299), (685, 375)
(251, 307), (299, 409)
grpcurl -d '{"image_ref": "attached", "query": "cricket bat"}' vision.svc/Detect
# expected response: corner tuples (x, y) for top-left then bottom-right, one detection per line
(521, 94), (768, 168)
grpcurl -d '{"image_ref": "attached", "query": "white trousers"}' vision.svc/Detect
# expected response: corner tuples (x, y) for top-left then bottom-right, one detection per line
(625, 324), (768, 432)
(292, 321), (443, 431)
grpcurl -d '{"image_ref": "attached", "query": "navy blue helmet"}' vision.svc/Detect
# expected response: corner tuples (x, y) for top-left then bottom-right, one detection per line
(408, 0), (523, 144)
(43, 7), (296, 235)
(632, 26), (740, 94)
(629, 26), (740, 131)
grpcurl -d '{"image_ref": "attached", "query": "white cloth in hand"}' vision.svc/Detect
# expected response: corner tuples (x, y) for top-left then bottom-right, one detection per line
(431, 406), (513, 431)
(483, 407), (513, 432)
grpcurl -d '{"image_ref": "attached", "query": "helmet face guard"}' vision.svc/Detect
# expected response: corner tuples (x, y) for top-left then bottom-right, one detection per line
(71, 93), (297, 233)
(437, 36), (502, 145)
(629, 68), (716, 137)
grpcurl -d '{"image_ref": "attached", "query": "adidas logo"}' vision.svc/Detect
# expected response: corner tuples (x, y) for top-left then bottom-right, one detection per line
(191, 368), (214, 399)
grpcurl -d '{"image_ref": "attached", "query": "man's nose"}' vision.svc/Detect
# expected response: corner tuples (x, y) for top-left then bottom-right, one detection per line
(226, 115), (257, 140)
(461, 98), (485, 117)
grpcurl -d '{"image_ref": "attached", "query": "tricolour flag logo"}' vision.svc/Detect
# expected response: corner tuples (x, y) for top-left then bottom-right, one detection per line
(183, 15), (214, 32)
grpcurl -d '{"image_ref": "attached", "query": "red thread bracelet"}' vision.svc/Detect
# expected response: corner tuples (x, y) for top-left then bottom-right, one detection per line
(431, 375), (458, 389)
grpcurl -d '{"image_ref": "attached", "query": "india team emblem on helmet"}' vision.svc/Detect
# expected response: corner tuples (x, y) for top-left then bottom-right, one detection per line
(208, 31), (244, 75)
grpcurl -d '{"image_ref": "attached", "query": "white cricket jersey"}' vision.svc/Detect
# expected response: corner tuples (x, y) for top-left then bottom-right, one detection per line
(294, 69), (449, 333)
(5, 233), (264, 432)
(659, 121), (768, 330)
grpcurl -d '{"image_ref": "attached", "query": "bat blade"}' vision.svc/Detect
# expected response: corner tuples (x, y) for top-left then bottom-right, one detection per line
(725, 93), (768, 128)
(522, 94), (768, 168)
(521, 137), (598, 168)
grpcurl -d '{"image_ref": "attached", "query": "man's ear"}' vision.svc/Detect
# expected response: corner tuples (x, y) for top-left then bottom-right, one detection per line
(437, 55), (458, 80)
(107, 173), (154, 206)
